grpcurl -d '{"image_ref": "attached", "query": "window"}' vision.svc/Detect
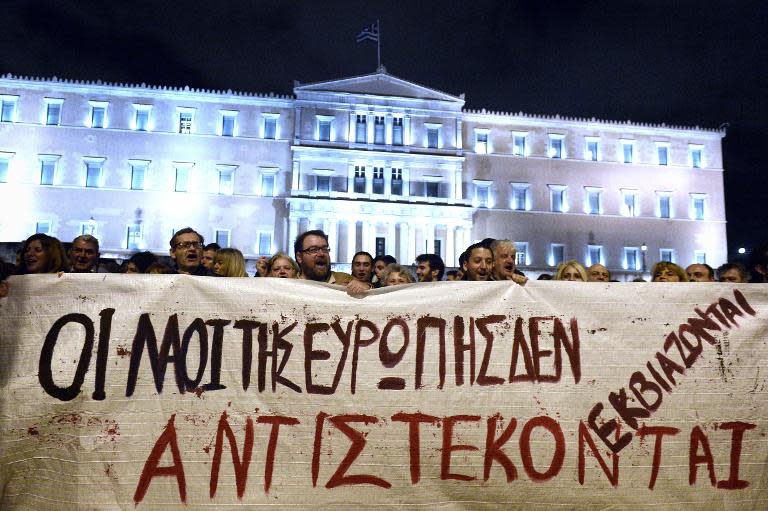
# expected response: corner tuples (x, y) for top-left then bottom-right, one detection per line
(511, 183), (530, 211)
(39, 156), (59, 186)
(694, 250), (707, 264)
(374, 116), (385, 144)
(585, 187), (602, 214)
(260, 168), (277, 197)
(656, 143), (669, 166)
(316, 175), (330, 192)
(549, 185), (567, 213)
(84, 158), (104, 188)
(133, 104), (152, 131)
(258, 232), (273, 255)
(513, 132), (528, 156)
(89, 101), (108, 128)
(548, 134), (565, 159)
(0, 153), (11, 182)
(259, 114), (277, 139)
(126, 225), (143, 250)
(44, 99), (63, 126)
(372, 167), (384, 194)
(585, 137), (600, 161)
(621, 140), (634, 163)
(36, 221), (51, 234)
(356, 114), (367, 143)
(656, 192), (672, 218)
(178, 108), (195, 134)
(588, 245), (603, 266)
(221, 111), (237, 137)
(475, 129), (489, 154)
(515, 242), (529, 266)
(0, 95), (18, 122)
(624, 247), (640, 270)
(217, 166), (235, 195)
(391, 168), (403, 195)
(130, 161), (148, 190)
(353, 165), (366, 193)
(425, 178), (440, 198)
(426, 125), (440, 149)
(376, 237), (386, 257)
(621, 189), (640, 217)
(317, 116), (333, 141)
(550, 244), (565, 266)
(689, 145), (703, 168)
(392, 117), (404, 145)
(660, 249), (674, 262)
(691, 193), (706, 220)
(80, 220), (97, 236)
(175, 164), (193, 192)
(215, 229), (231, 248)
(473, 180), (491, 208)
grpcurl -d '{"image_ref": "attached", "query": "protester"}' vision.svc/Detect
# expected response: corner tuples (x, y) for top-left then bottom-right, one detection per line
(445, 270), (460, 281)
(201, 243), (220, 271)
(267, 252), (299, 278)
(123, 251), (158, 273)
(587, 263), (610, 282)
(686, 263), (715, 282)
(651, 261), (688, 282)
(747, 242), (768, 282)
(537, 273), (553, 280)
(17, 233), (67, 274)
(490, 239), (527, 284)
(254, 256), (269, 277)
(554, 260), (587, 281)
(372, 255), (397, 287)
(146, 262), (174, 274)
(716, 263), (749, 283)
(380, 263), (415, 286)
(461, 242), (493, 281)
(169, 227), (208, 275)
(415, 253), (445, 282)
(69, 235), (100, 273)
(294, 230), (352, 284)
(0, 257), (13, 298)
(351, 251), (374, 283)
(213, 248), (248, 277)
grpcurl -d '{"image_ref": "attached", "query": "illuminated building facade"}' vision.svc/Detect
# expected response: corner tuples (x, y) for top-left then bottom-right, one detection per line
(0, 70), (726, 278)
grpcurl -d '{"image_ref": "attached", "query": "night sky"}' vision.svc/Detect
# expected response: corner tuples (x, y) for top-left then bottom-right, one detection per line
(3, 0), (766, 258)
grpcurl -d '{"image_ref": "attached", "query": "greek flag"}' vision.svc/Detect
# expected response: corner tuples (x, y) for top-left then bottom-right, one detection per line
(356, 22), (379, 43)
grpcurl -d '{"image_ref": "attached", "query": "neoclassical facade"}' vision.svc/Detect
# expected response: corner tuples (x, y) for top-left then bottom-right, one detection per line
(0, 70), (726, 278)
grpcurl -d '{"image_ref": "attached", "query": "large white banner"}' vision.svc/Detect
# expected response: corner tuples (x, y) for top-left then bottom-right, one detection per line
(1, 275), (767, 509)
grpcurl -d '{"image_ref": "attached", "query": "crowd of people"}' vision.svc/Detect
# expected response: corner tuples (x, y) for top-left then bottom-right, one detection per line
(0, 227), (765, 299)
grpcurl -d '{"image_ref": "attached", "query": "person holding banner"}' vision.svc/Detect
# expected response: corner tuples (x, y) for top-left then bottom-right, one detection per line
(554, 260), (587, 281)
(461, 242), (494, 281)
(294, 230), (352, 285)
(17, 233), (67, 274)
(651, 261), (689, 282)
(267, 252), (299, 278)
(212, 248), (248, 278)
(380, 263), (415, 286)
(490, 239), (528, 285)
(169, 228), (209, 276)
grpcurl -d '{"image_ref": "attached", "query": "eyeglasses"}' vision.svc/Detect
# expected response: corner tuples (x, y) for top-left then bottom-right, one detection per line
(174, 241), (203, 250)
(301, 246), (331, 255)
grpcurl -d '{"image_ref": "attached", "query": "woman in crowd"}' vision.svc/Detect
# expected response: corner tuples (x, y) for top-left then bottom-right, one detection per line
(380, 263), (415, 286)
(554, 260), (587, 281)
(17, 233), (67, 274)
(267, 252), (299, 278)
(123, 251), (158, 273)
(212, 248), (248, 277)
(372, 255), (397, 287)
(651, 261), (689, 282)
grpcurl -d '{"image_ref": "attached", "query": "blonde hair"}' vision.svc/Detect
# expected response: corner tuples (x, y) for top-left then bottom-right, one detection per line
(267, 252), (299, 277)
(214, 248), (248, 277)
(380, 263), (415, 286)
(651, 261), (689, 282)
(554, 260), (587, 281)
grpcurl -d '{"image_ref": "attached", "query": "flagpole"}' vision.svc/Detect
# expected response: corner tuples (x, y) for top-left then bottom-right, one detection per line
(377, 19), (381, 70)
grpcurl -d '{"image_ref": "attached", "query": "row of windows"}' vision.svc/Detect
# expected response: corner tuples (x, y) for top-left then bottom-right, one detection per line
(504, 183), (708, 220)
(0, 155), (277, 196)
(514, 242), (707, 270)
(473, 129), (705, 167)
(0, 95), (282, 138)
(33, 220), (275, 255)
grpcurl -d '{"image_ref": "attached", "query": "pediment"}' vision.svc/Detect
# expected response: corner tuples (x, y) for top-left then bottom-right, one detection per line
(295, 70), (464, 105)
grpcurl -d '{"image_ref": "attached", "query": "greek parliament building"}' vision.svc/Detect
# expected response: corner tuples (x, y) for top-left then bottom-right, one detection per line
(0, 70), (726, 278)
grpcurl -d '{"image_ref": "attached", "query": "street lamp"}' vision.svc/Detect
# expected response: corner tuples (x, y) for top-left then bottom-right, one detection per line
(640, 242), (647, 273)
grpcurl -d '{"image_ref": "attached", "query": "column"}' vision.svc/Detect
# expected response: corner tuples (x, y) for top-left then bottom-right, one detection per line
(455, 119), (463, 150)
(398, 222), (409, 264)
(365, 165), (373, 194)
(291, 160), (300, 191)
(386, 221), (396, 257)
(454, 167), (463, 200)
(293, 106), (302, 143)
(424, 224), (435, 256)
(367, 112), (374, 144)
(445, 225), (456, 267)
(384, 162), (392, 195)
(404, 114), (411, 146)
(402, 167), (410, 198)
(346, 220), (358, 262)
(385, 113), (393, 145)
(326, 218), (338, 261)
(347, 163), (355, 193)
(349, 111), (356, 144)
(288, 217), (299, 253)
(362, 220), (371, 255)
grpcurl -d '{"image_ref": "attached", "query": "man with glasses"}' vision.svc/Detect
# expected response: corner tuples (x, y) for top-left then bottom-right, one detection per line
(169, 227), (209, 275)
(294, 229), (353, 285)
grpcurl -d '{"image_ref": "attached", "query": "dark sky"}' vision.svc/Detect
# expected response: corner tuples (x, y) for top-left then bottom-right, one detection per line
(3, 0), (766, 256)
